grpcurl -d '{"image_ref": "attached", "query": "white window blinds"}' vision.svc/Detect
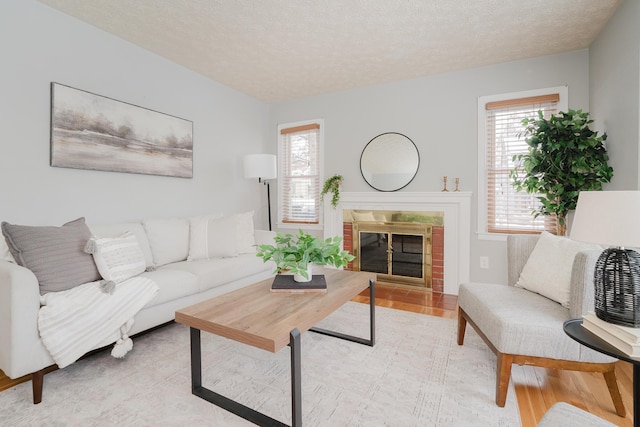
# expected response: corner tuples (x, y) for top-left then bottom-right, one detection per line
(486, 94), (559, 234)
(279, 123), (321, 224)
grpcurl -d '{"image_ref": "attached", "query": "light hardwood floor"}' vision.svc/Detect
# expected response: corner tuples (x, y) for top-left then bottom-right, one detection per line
(1, 283), (633, 426)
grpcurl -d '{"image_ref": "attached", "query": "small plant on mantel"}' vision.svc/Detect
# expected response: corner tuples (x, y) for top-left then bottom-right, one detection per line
(321, 174), (343, 209)
(256, 229), (354, 282)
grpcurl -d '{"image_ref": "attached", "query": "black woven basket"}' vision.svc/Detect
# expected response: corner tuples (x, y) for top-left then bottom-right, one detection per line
(594, 248), (640, 327)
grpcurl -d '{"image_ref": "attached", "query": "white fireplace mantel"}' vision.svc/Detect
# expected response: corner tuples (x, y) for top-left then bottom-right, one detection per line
(324, 192), (471, 295)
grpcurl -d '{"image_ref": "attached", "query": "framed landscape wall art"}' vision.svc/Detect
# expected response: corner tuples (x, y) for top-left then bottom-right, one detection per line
(50, 82), (193, 178)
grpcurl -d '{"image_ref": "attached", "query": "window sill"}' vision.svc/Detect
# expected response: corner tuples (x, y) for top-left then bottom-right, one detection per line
(277, 223), (324, 232)
(477, 232), (508, 242)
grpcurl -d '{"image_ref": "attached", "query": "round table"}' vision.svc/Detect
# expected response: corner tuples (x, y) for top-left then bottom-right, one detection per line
(564, 318), (637, 426)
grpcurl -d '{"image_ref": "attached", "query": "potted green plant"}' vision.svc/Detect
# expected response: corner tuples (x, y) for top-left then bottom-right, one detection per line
(256, 229), (354, 282)
(510, 109), (613, 236)
(321, 174), (343, 209)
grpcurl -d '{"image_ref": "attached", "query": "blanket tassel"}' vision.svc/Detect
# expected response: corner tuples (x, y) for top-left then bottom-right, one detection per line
(100, 280), (116, 295)
(111, 318), (134, 358)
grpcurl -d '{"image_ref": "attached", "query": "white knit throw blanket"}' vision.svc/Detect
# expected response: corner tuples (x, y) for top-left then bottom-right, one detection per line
(38, 276), (159, 368)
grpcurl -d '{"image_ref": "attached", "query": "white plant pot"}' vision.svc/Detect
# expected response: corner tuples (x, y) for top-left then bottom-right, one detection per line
(293, 263), (313, 282)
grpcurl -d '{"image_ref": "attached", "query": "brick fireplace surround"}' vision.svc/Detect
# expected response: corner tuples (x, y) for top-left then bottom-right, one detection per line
(323, 192), (471, 296)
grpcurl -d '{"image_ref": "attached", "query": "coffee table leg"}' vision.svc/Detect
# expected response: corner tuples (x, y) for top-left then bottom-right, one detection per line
(190, 327), (202, 391)
(310, 279), (376, 346)
(290, 328), (302, 427)
(189, 327), (289, 426)
(368, 279), (376, 345)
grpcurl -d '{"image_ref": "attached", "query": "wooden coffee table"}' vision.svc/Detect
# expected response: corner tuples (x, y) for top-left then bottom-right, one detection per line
(175, 267), (376, 427)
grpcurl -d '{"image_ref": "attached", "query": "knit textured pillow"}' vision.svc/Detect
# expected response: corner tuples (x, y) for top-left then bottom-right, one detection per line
(84, 232), (146, 292)
(1, 217), (101, 294)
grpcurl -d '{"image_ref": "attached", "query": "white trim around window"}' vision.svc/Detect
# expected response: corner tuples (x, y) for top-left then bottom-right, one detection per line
(277, 119), (325, 231)
(477, 86), (568, 241)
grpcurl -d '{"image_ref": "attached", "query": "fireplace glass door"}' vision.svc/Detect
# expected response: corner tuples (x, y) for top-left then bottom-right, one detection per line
(358, 231), (425, 280)
(391, 234), (423, 278)
(359, 232), (389, 274)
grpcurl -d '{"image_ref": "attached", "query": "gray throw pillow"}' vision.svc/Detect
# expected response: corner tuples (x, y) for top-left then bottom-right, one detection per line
(1, 217), (101, 294)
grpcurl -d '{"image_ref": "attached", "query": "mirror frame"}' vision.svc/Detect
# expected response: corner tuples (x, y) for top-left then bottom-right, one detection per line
(360, 132), (420, 192)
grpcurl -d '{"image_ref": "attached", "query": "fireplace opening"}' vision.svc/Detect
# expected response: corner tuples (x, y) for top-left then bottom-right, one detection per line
(343, 210), (444, 291)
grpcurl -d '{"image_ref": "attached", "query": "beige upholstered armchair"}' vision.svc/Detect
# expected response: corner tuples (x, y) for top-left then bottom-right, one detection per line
(457, 234), (625, 416)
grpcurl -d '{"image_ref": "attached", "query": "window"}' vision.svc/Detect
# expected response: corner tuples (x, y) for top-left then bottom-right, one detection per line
(277, 120), (323, 228)
(478, 87), (567, 237)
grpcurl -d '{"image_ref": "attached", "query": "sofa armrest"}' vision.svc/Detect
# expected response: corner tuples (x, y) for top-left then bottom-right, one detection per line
(569, 249), (602, 318)
(254, 229), (276, 246)
(507, 234), (540, 286)
(0, 261), (51, 378)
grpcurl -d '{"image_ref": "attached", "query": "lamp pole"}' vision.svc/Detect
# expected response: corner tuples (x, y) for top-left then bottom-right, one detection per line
(260, 177), (272, 231)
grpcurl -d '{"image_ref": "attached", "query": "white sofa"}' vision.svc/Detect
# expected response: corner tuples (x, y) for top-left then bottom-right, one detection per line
(0, 213), (276, 404)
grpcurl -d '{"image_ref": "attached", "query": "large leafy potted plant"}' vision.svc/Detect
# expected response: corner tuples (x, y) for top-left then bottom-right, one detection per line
(256, 229), (354, 282)
(510, 109), (613, 236)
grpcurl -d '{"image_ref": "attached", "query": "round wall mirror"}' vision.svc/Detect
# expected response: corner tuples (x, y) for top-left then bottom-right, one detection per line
(360, 132), (420, 191)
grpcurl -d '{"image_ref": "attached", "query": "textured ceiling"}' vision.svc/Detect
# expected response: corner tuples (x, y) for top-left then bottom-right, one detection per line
(37, 0), (621, 104)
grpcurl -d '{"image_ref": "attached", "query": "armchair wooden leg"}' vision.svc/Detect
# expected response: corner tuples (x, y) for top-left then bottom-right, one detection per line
(32, 369), (45, 404)
(457, 308), (467, 346)
(496, 352), (513, 407)
(603, 366), (626, 417)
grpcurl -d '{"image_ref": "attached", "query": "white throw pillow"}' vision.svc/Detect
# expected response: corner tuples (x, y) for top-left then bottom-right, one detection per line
(235, 211), (256, 254)
(515, 231), (601, 307)
(188, 215), (238, 260)
(142, 218), (190, 267)
(89, 222), (154, 268)
(188, 213), (223, 260)
(85, 232), (146, 284)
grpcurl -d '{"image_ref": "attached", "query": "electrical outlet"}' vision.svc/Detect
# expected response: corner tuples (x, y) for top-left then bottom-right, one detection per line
(480, 256), (489, 269)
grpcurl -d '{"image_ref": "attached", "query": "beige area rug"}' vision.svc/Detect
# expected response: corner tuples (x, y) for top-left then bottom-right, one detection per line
(0, 302), (520, 426)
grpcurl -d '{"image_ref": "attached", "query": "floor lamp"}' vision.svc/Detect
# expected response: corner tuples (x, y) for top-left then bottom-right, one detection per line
(244, 154), (277, 231)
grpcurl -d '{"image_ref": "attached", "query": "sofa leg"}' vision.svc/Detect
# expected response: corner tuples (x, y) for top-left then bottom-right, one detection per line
(496, 352), (512, 407)
(457, 309), (467, 345)
(32, 369), (45, 404)
(603, 366), (626, 417)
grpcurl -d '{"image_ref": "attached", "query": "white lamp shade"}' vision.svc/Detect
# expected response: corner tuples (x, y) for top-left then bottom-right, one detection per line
(570, 191), (640, 247)
(243, 154), (277, 179)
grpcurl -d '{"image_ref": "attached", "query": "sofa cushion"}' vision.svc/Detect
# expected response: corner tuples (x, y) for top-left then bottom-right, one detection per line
(188, 215), (238, 260)
(138, 268), (199, 309)
(458, 282), (613, 363)
(187, 213), (223, 260)
(143, 218), (190, 267)
(85, 232), (146, 284)
(167, 254), (272, 292)
(89, 222), (154, 268)
(1, 217), (100, 294)
(235, 211), (256, 254)
(515, 231), (601, 307)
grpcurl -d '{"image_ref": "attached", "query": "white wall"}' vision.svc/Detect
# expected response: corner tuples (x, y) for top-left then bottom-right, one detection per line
(0, 0), (272, 228)
(4, 0), (635, 287)
(589, 0), (640, 190)
(270, 50), (591, 284)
